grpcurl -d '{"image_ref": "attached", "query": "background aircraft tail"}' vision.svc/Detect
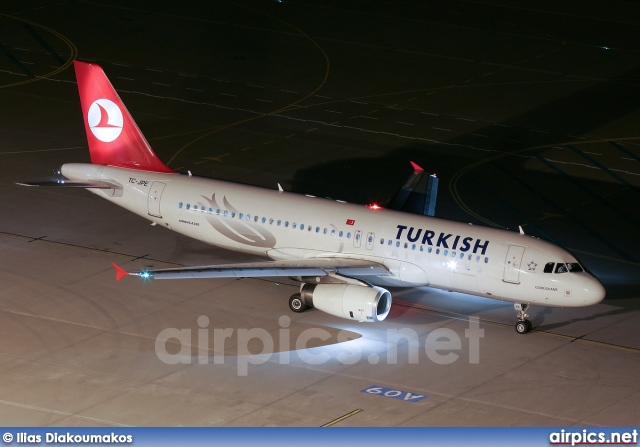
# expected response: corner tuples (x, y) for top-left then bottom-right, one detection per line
(74, 60), (175, 173)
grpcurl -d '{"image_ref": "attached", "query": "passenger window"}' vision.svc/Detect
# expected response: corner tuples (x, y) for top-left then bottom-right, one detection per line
(476, 256), (480, 262)
(380, 238), (384, 244)
(436, 249), (440, 255)
(186, 204), (191, 210)
(444, 250), (448, 256)
(178, 202), (183, 209)
(368, 236), (373, 243)
(300, 224), (304, 230)
(284, 221), (289, 227)
(231, 212), (236, 218)
(277, 220), (281, 226)
(460, 253), (464, 259)
(396, 241), (400, 247)
(428, 247), (433, 253)
(484, 257), (489, 263)
(420, 246), (424, 252)
(339, 231), (344, 237)
(412, 244), (416, 250)
(452, 251), (456, 257)
(388, 240), (392, 246)
(292, 223), (297, 229)
(216, 209), (220, 215)
(331, 229), (336, 236)
(246, 214), (251, 220)
(194, 205), (198, 211)
(209, 208), (213, 214)
(468, 254), (472, 260)
(269, 218), (273, 224)
(238, 213), (243, 219)
(404, 243), (408, 249)
(324, 228), (328, 234)
(316, 227), (320, 233)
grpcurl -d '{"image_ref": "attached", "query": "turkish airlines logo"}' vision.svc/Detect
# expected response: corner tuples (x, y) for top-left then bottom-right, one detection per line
(88, 99), (123, 142)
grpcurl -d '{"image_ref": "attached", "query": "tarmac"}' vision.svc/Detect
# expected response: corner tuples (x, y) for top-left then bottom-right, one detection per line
(0, 0), (638, 426)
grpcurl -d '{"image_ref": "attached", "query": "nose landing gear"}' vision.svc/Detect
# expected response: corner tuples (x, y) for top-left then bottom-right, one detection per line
(514, 303), (532, 334)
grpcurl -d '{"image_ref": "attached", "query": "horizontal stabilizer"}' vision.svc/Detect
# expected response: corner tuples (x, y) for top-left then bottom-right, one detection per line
(16, 179), (122, 189)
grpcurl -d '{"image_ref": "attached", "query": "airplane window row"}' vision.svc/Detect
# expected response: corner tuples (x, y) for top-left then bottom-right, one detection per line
(379, 238), (489, 263)
(543, 262), (584, 274)
(178, 202), (355, 238)
(178, 202), (489, 263)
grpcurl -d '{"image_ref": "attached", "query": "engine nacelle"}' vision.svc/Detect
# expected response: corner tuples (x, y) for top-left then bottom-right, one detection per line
(300, 283), (392, 322)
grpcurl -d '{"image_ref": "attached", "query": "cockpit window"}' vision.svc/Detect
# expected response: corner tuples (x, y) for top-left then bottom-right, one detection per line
(545, 261), (584, 274)
(555, 263), (568, 274)
(567, 263), (584, 273)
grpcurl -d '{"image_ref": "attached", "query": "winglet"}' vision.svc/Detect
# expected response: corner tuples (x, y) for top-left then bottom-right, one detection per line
(410, 161), (424, 172)
(111, 263), (129, 281)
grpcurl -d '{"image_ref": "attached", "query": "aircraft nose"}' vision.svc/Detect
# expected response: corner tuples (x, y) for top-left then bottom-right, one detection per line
(582, 276), (606, 305)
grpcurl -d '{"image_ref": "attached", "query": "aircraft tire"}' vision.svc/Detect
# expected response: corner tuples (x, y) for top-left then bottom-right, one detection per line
(289, 293), (308, 313)
(515, 320), (530, 334)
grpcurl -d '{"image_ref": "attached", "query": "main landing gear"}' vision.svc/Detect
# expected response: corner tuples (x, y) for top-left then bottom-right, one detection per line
(289, 293), (309, 313)
(514, 303), (532, 334)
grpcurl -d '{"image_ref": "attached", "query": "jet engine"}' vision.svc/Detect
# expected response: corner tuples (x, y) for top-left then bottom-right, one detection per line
(293, 283), (392, 322)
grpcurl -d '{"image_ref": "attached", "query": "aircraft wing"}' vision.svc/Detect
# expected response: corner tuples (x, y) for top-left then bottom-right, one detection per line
(387, 161), (438, 217)
(112, 258), (391, 281)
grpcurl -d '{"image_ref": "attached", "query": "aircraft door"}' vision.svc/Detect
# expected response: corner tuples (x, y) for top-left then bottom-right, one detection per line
(366, 232), (375, 250)
(503, 245), (525, 284)
(148, 181), (166, 218)
(354, 230), (362, 248)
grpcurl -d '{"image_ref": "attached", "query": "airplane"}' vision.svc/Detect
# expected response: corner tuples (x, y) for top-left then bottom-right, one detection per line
(18, 60), (606, 334)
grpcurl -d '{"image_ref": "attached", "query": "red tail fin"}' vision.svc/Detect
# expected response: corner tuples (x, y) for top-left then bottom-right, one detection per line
(74, 60), (175, 173)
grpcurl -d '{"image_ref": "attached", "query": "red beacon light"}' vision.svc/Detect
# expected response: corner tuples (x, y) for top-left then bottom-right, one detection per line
(367, 203), (382, 210)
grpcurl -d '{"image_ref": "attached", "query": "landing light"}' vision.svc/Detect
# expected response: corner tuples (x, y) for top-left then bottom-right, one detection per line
(140, 271), (152, 280)
(447, 260), (457, 271)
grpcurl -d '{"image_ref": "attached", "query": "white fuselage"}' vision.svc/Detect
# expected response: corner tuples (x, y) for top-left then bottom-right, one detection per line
(61, 163), (604, 308)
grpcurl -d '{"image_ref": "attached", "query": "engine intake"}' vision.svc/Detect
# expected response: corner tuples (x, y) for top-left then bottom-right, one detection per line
(300, 283), (392, 322)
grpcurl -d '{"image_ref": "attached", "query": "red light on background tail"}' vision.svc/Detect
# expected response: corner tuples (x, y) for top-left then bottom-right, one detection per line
(74, 60), (175, 173)
(346, 219), (355, 225)
(367, 203), (382, 210)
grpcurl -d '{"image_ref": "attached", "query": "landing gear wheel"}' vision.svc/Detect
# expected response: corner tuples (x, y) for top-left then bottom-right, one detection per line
(514, 303), (532, 334)
(515, 320), (532, 334)
(289, 293), (308, 313)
